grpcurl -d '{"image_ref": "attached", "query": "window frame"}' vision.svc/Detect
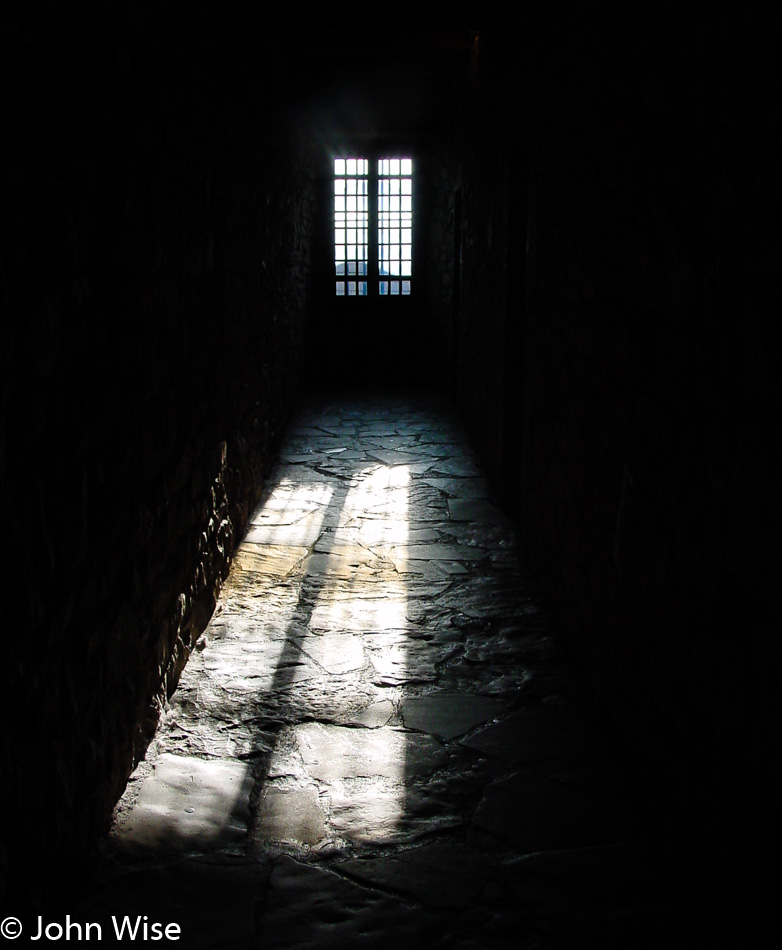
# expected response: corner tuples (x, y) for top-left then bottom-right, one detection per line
(333, 153), (414, 298)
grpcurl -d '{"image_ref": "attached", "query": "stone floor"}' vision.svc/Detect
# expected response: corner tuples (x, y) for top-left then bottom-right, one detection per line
(75, 395), (678, 948)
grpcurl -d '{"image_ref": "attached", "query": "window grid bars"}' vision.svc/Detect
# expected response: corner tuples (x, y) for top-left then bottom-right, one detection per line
(378, 157), (412, 296)
(334, 156), (412, 296)
(334, 157), (368, 296)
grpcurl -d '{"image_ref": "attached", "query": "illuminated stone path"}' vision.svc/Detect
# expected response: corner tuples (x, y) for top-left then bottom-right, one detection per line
(76, 397), (673, 948)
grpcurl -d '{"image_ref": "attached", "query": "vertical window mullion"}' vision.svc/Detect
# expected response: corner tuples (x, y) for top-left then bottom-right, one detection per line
(368, 158), (378, 290)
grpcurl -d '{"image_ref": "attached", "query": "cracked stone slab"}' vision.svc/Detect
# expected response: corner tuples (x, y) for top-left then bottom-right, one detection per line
(255, 785), (326, 847)
(432, 559), (471, 575)
(300, 552), (368, 580)
(460, 703), (603, 763)
(328, 779), (415, 843)
(228, 544), (309, 581)
(447, 498), (506, 523)
(342, 522), (412, 545)
(309, 595), (410, 635)
(312, 535), (377, 559)
(295, 722), (447, 784)
(367, 641), (439, 685)
(347, 699), (395, 727)
(400, 693), (506, 739)
(420, 476), (490, 497)
(389, 558), (455, 581)
(295, 632), (365, 674)
(243, 516), (330, 547)
(200, 641), (319, 692)
(404, 542), (485, 561)
(292, 724), (452, 844)
(113, 754), (254, 854)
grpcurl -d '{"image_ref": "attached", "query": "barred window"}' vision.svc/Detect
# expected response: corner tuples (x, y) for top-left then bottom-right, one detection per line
(334, 156), (413, 296)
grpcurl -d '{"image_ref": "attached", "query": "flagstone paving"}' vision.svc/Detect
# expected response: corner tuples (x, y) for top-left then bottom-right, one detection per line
(75, 395), (676, 948)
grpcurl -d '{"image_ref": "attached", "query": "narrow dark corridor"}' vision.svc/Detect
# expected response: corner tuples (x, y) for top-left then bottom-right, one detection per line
(1, 3), (776, 948)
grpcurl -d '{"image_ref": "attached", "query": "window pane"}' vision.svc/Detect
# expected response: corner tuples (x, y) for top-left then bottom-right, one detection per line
(334, 155), (369, 292)
(377, 157), (412, 296)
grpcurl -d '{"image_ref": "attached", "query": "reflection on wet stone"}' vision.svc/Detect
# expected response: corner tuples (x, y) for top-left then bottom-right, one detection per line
(79, 397), (670, 947)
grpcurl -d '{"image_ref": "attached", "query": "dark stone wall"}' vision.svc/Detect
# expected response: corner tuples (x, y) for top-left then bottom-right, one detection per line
(446, 24), (529, 505)
(452, 3), (777, 928)
(0, 5), (315, 907)
(421, 141), (463, 397)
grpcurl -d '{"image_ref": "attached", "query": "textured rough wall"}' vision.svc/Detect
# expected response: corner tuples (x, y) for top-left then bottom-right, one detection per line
(0, 5), (314, 908)
(453, 4), (777, 926)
